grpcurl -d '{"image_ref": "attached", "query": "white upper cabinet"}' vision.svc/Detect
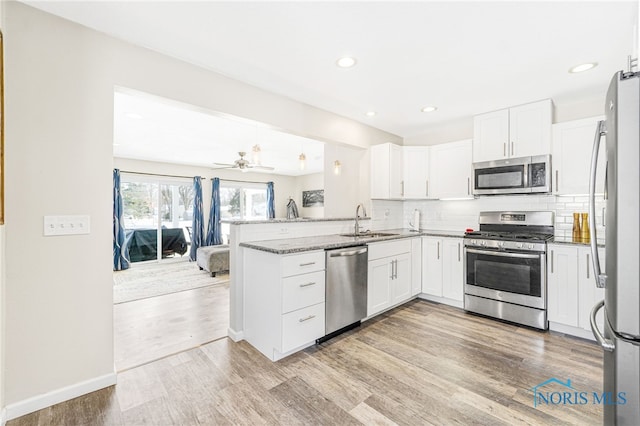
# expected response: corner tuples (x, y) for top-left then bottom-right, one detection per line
(472, 109), (509, 162)
(552, 116), (606, 195)
(370, 143), (404, 199)
(430, 139), (473, 199)
(473, 99), (553, 162)
(403, 146), (431, 199)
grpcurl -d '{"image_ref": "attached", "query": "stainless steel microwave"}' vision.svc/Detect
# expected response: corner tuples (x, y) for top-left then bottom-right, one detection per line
(472, 155), (551, 195)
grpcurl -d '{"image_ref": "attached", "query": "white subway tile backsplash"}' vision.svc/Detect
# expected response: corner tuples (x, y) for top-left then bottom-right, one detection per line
(370, 194), (607, 242)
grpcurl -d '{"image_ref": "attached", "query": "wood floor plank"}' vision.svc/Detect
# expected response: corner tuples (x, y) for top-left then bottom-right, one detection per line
(349, 401), (399, 426)
(268, 376), (363, 425)
(114, 281), (229, 371)
(8, 299), (604, 426)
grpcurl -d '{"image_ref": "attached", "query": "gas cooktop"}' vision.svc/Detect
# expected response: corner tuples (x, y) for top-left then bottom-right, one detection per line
(464, 231), (554, 242)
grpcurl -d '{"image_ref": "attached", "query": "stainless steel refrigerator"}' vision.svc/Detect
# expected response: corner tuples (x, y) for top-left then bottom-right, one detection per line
(589, 70), (640, 425)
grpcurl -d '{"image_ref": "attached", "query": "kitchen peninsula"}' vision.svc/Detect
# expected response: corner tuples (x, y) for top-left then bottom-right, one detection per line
(233, 217), (464, 360)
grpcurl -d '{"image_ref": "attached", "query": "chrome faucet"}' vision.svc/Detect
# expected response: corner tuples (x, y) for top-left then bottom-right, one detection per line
(355, 203), (367, 234)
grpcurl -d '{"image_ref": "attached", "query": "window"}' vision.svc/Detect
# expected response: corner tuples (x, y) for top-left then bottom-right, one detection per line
(220, 181), (268, 242)
(121, 175), (194, 262)
(219, 182), (268, 220)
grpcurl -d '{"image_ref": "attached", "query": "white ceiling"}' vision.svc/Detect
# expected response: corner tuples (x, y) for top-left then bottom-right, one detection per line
(25, 1), (637, 142)
(113, 90), (325, 176)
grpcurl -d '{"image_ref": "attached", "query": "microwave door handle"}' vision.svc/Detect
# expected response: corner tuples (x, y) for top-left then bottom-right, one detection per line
(589, 120), (606, 288)
(523, 163), (529, 189)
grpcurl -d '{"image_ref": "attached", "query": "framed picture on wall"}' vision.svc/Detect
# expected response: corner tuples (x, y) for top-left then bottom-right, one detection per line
(302, 189), (324, 207)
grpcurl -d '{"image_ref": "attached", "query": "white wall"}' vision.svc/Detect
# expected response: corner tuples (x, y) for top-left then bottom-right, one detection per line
(323, 143), (368, 217)
(3, 2), (400, 415)
(293, 173), (324, 218)
(0, 3), (5, 421)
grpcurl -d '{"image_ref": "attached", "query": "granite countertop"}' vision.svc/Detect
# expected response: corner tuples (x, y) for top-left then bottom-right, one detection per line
(240, 228), (465, 254)
(223, 217), (370, 225)
(550, 236), (605, 248)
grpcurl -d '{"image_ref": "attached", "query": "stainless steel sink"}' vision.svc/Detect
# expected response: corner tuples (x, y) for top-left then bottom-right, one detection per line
(340, 232), (399, 238)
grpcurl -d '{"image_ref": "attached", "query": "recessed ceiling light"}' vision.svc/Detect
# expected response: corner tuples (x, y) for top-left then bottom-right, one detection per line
(336, 56), (357, 68)
(125, 112), (143, 119)
(421, 106), (438, 113)
(569, 62), (598, 73)
(365, 111), (377, 117)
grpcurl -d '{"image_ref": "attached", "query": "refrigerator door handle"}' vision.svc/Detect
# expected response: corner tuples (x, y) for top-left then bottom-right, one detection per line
(589, 120), (607, 289)
(590, 300), (615, 351)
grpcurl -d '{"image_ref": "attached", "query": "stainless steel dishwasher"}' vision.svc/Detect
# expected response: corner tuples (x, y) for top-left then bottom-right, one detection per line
(323, 245), (368, 339)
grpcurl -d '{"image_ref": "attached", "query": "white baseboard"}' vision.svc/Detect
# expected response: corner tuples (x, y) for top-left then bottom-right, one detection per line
(549, 321), (596, 341)
(418, 293), (464, 309)
(227, 327), (244, 342)
(5, 372), (117, 421)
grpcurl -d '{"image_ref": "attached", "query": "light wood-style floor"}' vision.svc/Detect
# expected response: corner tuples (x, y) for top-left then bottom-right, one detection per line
(114, 282), (229, 371)
(9, 300), (603, 425)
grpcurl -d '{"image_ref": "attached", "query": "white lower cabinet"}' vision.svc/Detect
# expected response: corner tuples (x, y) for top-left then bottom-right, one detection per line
(281, 302), (325, 353)
(244, 249), (326, 361)
(421, 236), (464, 307)
(367, 239), (414, 317)
(547, 243), (605, 338)
(548, 245), (579, 326)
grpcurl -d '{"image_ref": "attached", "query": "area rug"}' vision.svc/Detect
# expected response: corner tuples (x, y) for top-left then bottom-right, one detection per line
(113, 261), (229, 304)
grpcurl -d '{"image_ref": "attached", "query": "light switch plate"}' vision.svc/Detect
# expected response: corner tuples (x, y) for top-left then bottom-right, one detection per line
(43, 215), (91, 236)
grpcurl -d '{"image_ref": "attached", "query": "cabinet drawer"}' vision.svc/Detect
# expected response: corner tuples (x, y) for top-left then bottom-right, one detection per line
(282, 303), (325, 352)
(282, 270), (325, 314)
(281, 251), (325, 277)
(368, 239), (412, 261)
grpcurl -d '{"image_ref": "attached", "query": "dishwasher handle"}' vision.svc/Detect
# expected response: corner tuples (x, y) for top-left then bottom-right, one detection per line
(329, 247), (367, 257)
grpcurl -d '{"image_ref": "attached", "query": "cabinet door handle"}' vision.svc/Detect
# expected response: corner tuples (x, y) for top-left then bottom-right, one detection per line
(467, 177), (470, 195)
(426, 180), (429, 197)
(299, 282), (316, 288)
(299, 262), (316, 267)
(458, 243), (461, 262)
(437, 242), (440, 260)
(511, 141), (514, 156)
(602, 207), (606, 227)
(401, 181), (404, 197)
(298, 315), (316, 323)
(390, 260), (394, 280)
(503, 143), (506, 157)
(586, 253), (590, 279)
(550, 250), (554, 273)
(393, 259), (398, 279)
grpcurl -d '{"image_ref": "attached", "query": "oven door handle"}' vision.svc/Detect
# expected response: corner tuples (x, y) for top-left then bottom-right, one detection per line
(465, 248), (541, 259)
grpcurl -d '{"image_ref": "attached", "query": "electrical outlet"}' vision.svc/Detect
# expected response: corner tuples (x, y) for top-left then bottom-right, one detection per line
(43, 215), (91, 236)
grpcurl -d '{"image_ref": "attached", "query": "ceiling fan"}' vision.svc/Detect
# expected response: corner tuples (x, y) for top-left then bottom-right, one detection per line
(213, 151), (275, 172)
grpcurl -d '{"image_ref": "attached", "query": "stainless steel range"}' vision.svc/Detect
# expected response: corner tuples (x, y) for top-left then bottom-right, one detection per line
(464, 211), (554, 330)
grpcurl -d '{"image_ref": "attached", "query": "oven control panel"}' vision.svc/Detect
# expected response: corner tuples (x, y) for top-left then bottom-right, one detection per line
(500, 213), (526, 222)
(464, 239), (546, 252)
